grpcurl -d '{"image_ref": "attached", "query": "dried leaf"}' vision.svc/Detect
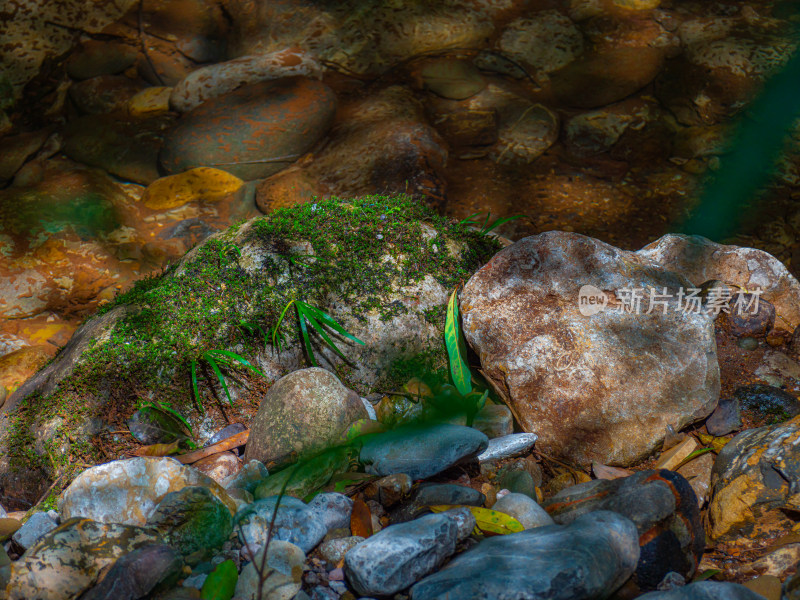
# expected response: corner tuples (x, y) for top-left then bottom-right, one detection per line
(351, 496), (373, 538)
(697, 433), (731, 453)
(131, 439), (181, 457)
(592, 462), (633, 480)
(429, 505), (524, 536)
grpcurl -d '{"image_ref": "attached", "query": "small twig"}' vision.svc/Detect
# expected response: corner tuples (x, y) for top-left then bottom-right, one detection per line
(33, 474), (64, 508)
(208, 154), (301, 166)
(532, 449), (588, 474)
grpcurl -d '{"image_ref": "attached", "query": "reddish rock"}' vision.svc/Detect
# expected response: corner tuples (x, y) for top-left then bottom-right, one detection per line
(160, 77), (337, 181)
(68, 75), (144, 115)
(191, 452), (242, 483)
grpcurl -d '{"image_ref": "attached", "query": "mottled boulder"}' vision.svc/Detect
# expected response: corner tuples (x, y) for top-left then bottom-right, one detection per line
(4, 518), (161, 600)
(411, 511), (639, 600)
(496, 11), (583, 77)
(708, 415), (800, 543)
(345, 512), (465, 596)
(638, 234), (800, 331)
(461, 231), (719, 466)
(359, 423), (488, 480)
(244, 368), (366, 468)
(170, 49), (322, 112)
(191, 452), (241, 483)
(160, 77), (337, 180)
(543, 470), (704, 589)
(58, 457), (236, 526)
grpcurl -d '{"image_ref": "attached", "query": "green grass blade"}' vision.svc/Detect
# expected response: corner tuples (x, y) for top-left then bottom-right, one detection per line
(481, 214), (525, 235)
(271, 299), (295, 353)
(297, 305), (317, 366)
(445, 288), (472, 396)
(204, 353), (234, 405)
(157, 402), (193, 435)
(300, 308), (348, 362)
(190, 360), (204, 415)
(205, 349), (261, 374)
(458, 212), (481, 226)
(298, 301), (365, 345)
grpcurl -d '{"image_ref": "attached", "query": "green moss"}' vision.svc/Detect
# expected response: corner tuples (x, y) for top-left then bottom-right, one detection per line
(5, 195), (499, 503)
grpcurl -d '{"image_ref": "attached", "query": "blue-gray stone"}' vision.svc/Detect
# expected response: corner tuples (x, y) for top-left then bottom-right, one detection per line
(236, 496), (326, 553)
(392, 483), (485, 524)
(12, 512), (58, 550)
(307, 493), (353, 531)
(706, 398), (741, 436)
(360, 423), (488, 480)
(411, 511), (639, 600)
(345, 512), (462, 597)
(637, 582), (766, 600)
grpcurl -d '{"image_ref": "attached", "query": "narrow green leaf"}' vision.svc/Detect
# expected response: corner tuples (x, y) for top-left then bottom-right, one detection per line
(204, 353), (234, 405)
(190, 360), (204, 415)
(205, 349), (261, 375)
(481, 214), (525, 235)
(272, 299), (295, 353)
(445, 289), (472, 396)
(298, 305), (316, 366)
(299, 302), (365, 345)
(201, 559), (238, 600)
(301, 308), (348, 361)
(693, 569), (721, 582)
(459, 212), (481, 226)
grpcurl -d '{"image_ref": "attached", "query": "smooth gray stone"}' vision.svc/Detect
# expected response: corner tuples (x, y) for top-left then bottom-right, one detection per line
(307, 493), (353, 531)
(637, 582), (767, 600)
(236, 497), (326, 553)
(221, 459), (269, 494)
(411, 511), (639, 600)
(478, 434), (538, 462)
(706, 399), (741, 436)
(492, 493), (553, 529)
(12, 512), (58, 550)
(345, 512), (461, 597)
(360, 423), (488, 480)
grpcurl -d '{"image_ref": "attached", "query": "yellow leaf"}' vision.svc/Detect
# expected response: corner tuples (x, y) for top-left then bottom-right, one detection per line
(131, 439), (181, 457)
(141, 167), (244, 210)
(428, 505), (524, 535)
(697, 433), (731, 453)
(128, 86), (172, 117)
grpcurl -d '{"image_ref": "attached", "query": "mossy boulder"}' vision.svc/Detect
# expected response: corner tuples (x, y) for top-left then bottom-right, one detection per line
(0, 195), (499, 507)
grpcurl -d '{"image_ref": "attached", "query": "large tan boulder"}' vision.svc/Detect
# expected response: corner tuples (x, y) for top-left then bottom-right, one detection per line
(461, 231), (719, 466)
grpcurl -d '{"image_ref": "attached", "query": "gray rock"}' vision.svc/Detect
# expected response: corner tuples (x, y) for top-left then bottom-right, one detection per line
(497, 470), (536, 499)
(235, 540), (305, 600)
(543, 470), (703, 589)
(637, 582), (766, 600)
(12, 512), (58, 550)
(360, 423), (488, 480)
(80, 544), (183, 600)
(307, 493), (353, 531)
(705, 398), (741, 436)
(734, 384), (800, 421)
(478, 434), (538, 462)
(319, 536), (364, 564)
(462, 231), (719, 466)
(208, 422), (247, 447)
(243, 368), (368, 469)
(345, 512), (462, 597)
(492, 493), (554, 530)
(411, 511), (639, 600)
(236, 497), (326, 553)
(392, 484), (485, 524)
(442, 507), (477, 541)
(221, 460), (269, 495)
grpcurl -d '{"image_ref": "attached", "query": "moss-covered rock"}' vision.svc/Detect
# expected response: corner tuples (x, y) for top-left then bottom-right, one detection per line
(0, 195), (499, 508)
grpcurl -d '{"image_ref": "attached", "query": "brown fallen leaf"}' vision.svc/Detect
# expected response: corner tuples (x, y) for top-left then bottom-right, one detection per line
(175, 430), (249, 464)
(351, 495), (373, 538)
(131, 439), (181, 457)
(592, 462), (633, 480)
